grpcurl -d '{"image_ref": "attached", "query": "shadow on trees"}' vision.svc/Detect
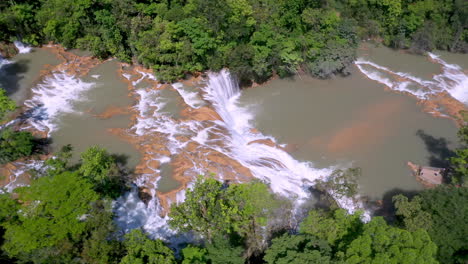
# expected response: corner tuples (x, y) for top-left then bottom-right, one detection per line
(0, 59), (29, 96)
(416, 129), (456, 168)
(371, 188), (420, 224)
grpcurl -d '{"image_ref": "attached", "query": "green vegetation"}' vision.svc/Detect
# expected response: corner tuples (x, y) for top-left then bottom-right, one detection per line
(449, 124), (468, 186)
(0, 88), (16, 120)
(2, 0), (357, 82)
(393, 186), (468, 264)
(120, 229), (176, 264)
(169, 176), (289, 257)
(79, 145), (127, 198)
(1, 1), (465, 82)
(0, 128), (35, 164)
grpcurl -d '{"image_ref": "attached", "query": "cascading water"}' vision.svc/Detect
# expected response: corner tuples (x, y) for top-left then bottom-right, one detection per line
(116, 69), (370, 241)
(355, 52), (468, 106)
(13, 41), (32, 54)
(23, 72), (96, 135)
(203, 70), (332, 200)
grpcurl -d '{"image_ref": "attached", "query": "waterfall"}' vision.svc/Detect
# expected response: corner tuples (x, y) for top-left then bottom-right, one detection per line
(203, 70), (332, 201)
(13, 41), (32, 54)
(355, 52), (468, 106)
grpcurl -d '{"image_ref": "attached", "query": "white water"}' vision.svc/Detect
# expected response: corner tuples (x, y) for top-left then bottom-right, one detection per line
(23, 72), (95, 134)
(0, 56), (11, 70)
(172, 82), (205, 109)
(0, 160), (45, 193)
(13, 41), (32, 54)
(355, 52), (468, 105)
(116, 69), (370, 240)
(203, 70), (332, 200)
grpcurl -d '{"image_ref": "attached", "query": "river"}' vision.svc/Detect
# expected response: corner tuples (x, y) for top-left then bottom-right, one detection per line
(0, 42), (466, 239)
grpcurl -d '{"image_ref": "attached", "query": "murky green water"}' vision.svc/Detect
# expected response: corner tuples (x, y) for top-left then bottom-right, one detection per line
(239, 46), (463, 199)
(50, 60), (141, 168)
(0, 48), (61, 104)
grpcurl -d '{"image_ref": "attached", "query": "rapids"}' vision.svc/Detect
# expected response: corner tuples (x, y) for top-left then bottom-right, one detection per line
(355, 52), (468, 105)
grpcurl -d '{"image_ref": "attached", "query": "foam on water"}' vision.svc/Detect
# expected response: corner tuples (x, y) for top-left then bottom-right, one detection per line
(172, 83), (205, 109)
(429, 53), (468, 105)
(13, 41), (32, 54)
(355, 52), (468, 105)
(1, 160), (45, 193)
(0, 56), (11, 70)
(23, 72), (96, 134)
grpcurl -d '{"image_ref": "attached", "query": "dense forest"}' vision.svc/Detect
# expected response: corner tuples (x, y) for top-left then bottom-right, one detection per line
(0, 0), (467, 82)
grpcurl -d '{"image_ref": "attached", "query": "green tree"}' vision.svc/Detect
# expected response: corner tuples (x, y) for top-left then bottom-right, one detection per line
(170, 176), (288, 257)
(0, 128), (35, 164)
(394, 186), (468, 263)
(1, 171), (99, 263)
(0, 88), (15, 120)
(344, 217), (438, 264)
(205, 235), (245, 264)
(120, 229), (176, 264)
(44, 144), (73, 176)
(449, 124), (468, 186)
(79, 145), (124, 198)
(169, 176), (230, 240)
(392, 194), (432, 232)
(264, 234), (333, 264)
(181, 245), (208, 264)
(300, 209), (363, 250)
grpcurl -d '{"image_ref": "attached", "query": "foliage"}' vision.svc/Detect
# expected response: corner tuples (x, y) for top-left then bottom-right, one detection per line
(449, 125), (468, 186)
(204, 236), (245, 264)
(0, 0), (363, 83)
(0, 128), (35, 164)
(264, 234), (333, 264)
(79, 145), (125, 198)
(0, 88), (15, 120)
(393, 194), (432, 232)
(1, 171), (99, 263)
(120, 229), (176, 264)
(181, 245), (208, 264)
(394, 186), (468, 263)
(169, 176), (288, 257)
(344, 217), (438, 264)
(44, 144), (73, 176)
(339, 0), (468, 52)
(316, 168), (361, 208)
(300, 209), (363, 250)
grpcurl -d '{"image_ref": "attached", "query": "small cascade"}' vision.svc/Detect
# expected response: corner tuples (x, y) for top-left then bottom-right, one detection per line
(355, 52), (468, 106)
(0, 55), (11, 71)
(1, 160), (46, 193)
(23, 72), (95, 134)
(13, 41), (32, 54)
(429, 53), (468, 105)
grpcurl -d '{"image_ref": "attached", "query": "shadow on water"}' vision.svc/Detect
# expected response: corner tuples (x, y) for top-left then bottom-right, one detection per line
(371, 188), (420, 224)
(111, 153), (129, 167)
(416, 129), (456, 168)
(0, 59), (30, 96)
